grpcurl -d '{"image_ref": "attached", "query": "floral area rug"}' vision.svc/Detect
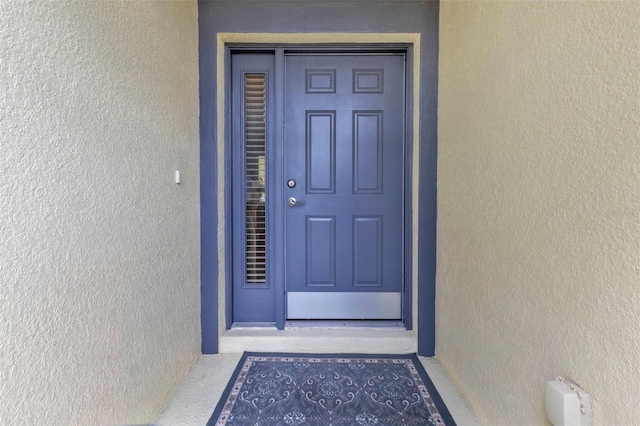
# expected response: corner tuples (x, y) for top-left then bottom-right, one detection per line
(208, 352), (456, 426)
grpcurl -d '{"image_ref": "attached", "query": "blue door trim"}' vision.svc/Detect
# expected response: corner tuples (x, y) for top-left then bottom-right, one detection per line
(198, 0), (439, 356)
(418, 1), (440, 357)
(199, 3), (218, 353)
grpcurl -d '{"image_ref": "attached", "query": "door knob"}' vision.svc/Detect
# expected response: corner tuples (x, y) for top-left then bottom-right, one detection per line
(288, 197), (297, 207)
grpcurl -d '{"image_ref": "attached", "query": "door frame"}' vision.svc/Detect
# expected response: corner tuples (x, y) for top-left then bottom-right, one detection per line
(201, 30), (438, 356)
(228, 46), (413, 326)
(220, 34), (419, 331)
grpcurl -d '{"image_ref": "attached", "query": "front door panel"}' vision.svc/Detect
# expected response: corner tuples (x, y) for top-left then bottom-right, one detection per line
(285, 54), (405, 319)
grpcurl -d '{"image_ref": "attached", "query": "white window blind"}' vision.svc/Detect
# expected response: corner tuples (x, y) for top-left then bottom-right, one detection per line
(244, 74), (266, 284)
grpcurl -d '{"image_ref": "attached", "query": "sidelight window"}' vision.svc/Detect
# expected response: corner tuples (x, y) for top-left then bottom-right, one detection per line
(244, 73), (267, 284)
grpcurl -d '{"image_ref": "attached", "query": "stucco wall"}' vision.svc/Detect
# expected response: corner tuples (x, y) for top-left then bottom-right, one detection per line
(437, 1), (640, 424)
(0, 1), (200, 424)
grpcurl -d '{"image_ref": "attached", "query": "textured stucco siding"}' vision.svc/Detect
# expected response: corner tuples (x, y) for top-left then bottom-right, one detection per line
(437, 1), (640, 424)
(0, 1), (200, 424)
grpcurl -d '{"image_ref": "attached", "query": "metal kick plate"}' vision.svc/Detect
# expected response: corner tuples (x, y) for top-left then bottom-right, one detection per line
(286, 292), (402, 319)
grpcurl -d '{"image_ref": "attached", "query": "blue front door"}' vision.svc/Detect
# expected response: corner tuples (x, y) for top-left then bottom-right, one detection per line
(284, 54), (405, 319)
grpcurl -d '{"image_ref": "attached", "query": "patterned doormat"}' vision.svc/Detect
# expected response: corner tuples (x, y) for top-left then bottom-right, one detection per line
(208, 352), (456, 426)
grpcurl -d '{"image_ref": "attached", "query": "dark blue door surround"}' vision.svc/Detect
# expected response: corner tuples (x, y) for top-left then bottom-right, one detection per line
(199, 0), (439, 355)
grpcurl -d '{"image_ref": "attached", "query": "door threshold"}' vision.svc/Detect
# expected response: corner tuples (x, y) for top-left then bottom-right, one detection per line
(220, 325), (415, 353)
(285, 320), (405, 329)
(231, 322), (277, 329)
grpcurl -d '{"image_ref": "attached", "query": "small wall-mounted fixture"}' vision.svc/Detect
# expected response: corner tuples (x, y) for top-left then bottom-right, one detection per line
(175, 170), (181, 185)
(545, 377), (592, 426)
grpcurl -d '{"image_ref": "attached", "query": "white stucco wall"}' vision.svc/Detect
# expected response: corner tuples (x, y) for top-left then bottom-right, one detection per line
(436, 1), (640, 425)
(0, 1), (200, 424)
(437, 1), (640, 424)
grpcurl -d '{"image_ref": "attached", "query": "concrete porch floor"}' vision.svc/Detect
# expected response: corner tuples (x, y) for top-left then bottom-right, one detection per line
(155, 353), (480, 425)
